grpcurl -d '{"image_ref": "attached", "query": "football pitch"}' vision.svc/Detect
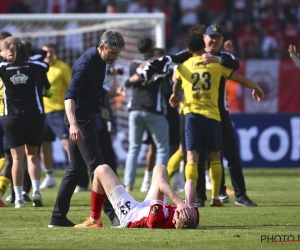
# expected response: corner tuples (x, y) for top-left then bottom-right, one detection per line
(1, 168), (299, 250)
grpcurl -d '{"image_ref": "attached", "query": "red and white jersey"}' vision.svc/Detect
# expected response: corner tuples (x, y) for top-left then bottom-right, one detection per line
(125, 200), (200, 229)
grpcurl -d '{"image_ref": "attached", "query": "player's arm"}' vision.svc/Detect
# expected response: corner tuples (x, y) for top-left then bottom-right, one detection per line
(151, 178), (195, 220)
(169, 77), (182, 108)
(229, 72), (264, 102)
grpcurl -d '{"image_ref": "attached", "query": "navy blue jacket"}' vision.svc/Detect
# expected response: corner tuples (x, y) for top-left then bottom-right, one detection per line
(65, 46), (107, 114)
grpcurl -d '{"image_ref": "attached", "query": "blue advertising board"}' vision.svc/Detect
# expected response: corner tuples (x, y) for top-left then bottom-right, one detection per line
(230, 114), (300, 167)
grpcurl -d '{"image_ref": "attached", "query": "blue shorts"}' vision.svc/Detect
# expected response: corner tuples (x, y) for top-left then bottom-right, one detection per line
(43, 111), (69, 142)
(185, 113), (222, 153)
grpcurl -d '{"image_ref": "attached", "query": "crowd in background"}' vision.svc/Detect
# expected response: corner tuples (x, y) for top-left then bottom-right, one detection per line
(1, 0), (300, 59)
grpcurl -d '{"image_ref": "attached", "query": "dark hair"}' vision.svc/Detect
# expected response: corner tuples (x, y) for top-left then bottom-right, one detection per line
(137, 37), (153, 54)
(3, 36), (28, 65)
(175, 217), (197, 229)
(22, 40), (32, 55)
(185, 32), (205, 52)
(42, 42), (57, 51)
(153, 48), (165, 58)
(0, 31), (12, 40)
(188, 24), (207, 35)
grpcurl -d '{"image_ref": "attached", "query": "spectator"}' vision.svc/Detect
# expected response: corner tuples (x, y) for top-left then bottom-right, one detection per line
(123, 37), (170, 191)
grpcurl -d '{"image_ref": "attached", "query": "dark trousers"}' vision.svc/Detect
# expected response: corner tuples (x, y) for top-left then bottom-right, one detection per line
(220, 111), (246, 198)
(52, 112), (116, 222)
(78, 127), (117, 187)
(179, 114), (206, 201)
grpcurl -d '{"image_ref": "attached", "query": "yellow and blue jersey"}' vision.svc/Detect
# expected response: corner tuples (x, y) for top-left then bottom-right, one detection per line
(175, 55), (233, 121)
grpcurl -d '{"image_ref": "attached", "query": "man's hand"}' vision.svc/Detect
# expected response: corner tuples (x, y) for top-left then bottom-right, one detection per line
(175, 202), (196, 220)
(201, 53), (219, 63)
(252, 85), (264, 102)
(169, 93), (180, 108)
(69, 124), (83, 144)
(288, 44), (298, 58)
(224, 40), (234, 54)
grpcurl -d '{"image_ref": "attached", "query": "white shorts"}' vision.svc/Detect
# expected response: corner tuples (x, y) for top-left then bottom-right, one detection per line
(107, 185), (140, 227)
(108, 183), (167, 227)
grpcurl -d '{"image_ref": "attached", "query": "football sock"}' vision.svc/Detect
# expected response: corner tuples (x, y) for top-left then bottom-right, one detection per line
(13, 186), (23, 202)
(31, 180), (40, 193)
(185, 162), (198, 186)
(210, 161), (222, 199)
(167, 150), (183, 182)
(90, 190), (106, 221)
(0, 176), (10, 197)
(0, 157), (5, 172)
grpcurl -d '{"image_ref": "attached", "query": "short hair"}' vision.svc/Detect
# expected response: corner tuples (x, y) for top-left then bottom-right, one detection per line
(188, 24), (207, 35)
(22, 40), (32, 55)
(175, 217), (197, 230)
(0, 31), (12, 40)
(185, 32), (205, 52)
(137, 37), (153, 54)
(42, 42), (57, 51)
(100, 30), (125, 50)
(3, 36), (28, 65)
(153, 48), (165, 58)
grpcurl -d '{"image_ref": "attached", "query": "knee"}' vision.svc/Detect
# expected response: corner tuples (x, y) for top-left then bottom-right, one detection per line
(95, 164), (110, 177)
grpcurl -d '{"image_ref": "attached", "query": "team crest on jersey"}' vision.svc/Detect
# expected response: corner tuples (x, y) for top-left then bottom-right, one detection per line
(151, 206), (158, 214)
(10, 70), (28, 85)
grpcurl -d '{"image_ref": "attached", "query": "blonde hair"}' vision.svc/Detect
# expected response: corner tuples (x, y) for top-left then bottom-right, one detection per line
(3, 36), (28, 65)
(175, 217), (197, 229)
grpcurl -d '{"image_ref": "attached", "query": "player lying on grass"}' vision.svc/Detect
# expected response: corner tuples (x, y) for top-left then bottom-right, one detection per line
(75, 164), (199, 229)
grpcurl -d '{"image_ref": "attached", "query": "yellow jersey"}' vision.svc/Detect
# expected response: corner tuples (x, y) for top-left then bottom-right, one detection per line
(43, 58), (71, 113)
(0, 78), (4, 116)
(176, 55), (233, 121)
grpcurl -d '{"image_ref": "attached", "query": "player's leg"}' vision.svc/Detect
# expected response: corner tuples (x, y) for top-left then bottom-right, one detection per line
(205, 118), (223, 207)
(25, 144), (43, 207)
(184, 113), (201, 187)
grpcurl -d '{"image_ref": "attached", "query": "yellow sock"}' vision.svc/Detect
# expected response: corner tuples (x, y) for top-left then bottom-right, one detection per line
(0, 157), (5, 172)
(0, 176), (10, 197)
(185, 162), (198, 186)
(167, 150), (183, 183)
(209, 161), (223, 198)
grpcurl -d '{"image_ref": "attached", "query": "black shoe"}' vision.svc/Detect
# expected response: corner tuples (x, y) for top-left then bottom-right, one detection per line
(22, 192), (32, 202)
(235, 194), (257, 206)
(219, 191), (229, 203)
(111, 216), (121, 228)
(196, 197), (205, 207)
(48, 217), (76, 228)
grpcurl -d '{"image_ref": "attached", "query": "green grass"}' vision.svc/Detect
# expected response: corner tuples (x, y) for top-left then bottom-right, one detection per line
(1, 168), (300, 250)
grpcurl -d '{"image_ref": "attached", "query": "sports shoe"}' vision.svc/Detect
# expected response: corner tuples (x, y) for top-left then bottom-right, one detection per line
(48, 217), (75, 228)
(15, 200), (25, 208)
(196, 197), (205, 207)
(74, 218), (103, 228)
(74, 186), (90, 193)
(40, 176), (56, 189)
(111, 216), (121, 228)
(0, 199), (5, 207)
(32, 191), (43, 207)
(210, 199), (224, 207)
(22, 192), (32, 202)
(235, 194), (257, 207)
(140, 180), (150, 192)
(5, 194), (15, 204)
(219, 191), (229, 203)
